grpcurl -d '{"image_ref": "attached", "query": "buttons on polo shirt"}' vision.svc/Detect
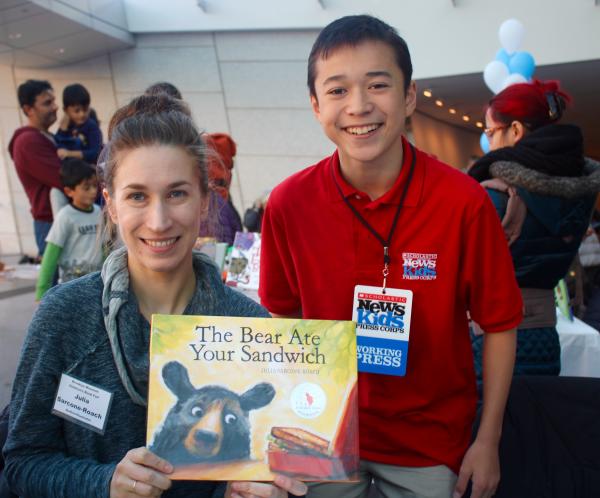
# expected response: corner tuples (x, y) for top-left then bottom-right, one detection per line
(355, 194), (361, 200)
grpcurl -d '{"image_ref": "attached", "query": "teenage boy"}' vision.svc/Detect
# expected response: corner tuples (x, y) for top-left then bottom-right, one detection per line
(55, 83), (103, 164)
(9, 80), (61, 257)
(36, 159), (102, 300)
(259, 15), (522, 498)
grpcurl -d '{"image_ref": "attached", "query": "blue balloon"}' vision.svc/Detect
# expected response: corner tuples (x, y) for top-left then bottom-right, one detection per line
(480, 132), (490, 154)
(508, 51), (535, 80)
(495, 48), (511, 67)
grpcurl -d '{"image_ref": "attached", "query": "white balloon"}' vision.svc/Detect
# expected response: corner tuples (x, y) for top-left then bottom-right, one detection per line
(484, 60), (509, 94)
(502, 73), (528, 90)
(499, 19), (525, 54)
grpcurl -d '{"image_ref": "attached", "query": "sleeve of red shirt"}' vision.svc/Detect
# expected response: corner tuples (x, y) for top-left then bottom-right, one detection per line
(14, 132), (62, 189)
(259, 191), (302, 315)
(461, 192), (523, 333)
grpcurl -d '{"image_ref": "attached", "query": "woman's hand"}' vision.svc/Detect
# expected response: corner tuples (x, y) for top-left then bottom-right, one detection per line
(110, 447), (173, 497)
(227, 474), (307, 498)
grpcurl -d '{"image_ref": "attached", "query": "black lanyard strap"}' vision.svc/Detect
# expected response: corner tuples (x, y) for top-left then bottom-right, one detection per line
(332, 142), (417, 269)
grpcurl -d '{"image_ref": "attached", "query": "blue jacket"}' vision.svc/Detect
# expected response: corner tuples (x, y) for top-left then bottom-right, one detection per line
(486, 158), (600, 289)
(4, 255), (268, 498)
(55, 118), (103, 164)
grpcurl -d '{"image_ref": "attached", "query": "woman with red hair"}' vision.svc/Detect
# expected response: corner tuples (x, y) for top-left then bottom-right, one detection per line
(469, 79), (600, 378)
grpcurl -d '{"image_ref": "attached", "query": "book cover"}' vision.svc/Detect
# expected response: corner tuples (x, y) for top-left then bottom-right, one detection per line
(554, 278), (573, 321)
(225, 232), (260, 290)
(147, 315), (359, 481)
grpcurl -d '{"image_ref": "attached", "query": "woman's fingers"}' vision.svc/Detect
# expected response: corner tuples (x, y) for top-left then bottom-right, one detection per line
(110, 447), (173, 498)
(273, 475), (307, 496)
(229, 476), (308, 498)
(127, 447), (173, 474)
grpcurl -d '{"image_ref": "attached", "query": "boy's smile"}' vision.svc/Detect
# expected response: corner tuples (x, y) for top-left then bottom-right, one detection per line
(310, 40), (416, 174)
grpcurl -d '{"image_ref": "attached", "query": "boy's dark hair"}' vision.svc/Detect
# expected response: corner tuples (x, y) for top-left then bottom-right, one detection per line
(145, 82), (183, 100)
(307, 15), (413, 98)
(63, 83), (91, 108)
(60, 158), (96, 189)
(17, 80), (53, 108)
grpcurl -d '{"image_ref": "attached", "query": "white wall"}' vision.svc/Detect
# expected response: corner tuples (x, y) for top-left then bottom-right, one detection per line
(0, 65), (23, 255)
(124, 0), (600, 79)
(411, 112), (481, 170)
(0, 29), (489, 256)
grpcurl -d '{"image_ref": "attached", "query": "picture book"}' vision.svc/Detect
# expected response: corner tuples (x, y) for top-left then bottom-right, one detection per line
(147, 315), (359, 481)
(225, 232), (260, 290)
(554, 278), (573, 321)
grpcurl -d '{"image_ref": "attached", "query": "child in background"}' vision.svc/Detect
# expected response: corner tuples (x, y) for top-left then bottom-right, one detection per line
(55, 83), (103, 164)
(36, 158), (103, 300)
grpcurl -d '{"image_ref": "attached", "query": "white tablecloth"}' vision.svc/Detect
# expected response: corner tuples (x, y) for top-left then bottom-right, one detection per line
(557, 310), (600, 378)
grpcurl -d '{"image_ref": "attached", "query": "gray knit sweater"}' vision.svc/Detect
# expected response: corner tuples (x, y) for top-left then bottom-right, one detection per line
(4, 255), (269, 498)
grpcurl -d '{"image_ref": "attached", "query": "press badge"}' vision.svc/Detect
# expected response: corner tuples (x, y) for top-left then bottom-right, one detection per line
(52, 373), (113, 434)
(352, 285), (413, 376)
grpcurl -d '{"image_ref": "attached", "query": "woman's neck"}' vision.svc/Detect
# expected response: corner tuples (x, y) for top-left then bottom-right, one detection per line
(129, 261), (197, 321)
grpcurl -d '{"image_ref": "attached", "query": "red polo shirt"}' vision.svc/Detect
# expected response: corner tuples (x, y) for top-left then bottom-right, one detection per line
(259, 139), (522, 473)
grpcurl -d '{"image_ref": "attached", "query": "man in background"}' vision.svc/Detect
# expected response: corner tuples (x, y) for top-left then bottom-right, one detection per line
(8, 79), (61, 257)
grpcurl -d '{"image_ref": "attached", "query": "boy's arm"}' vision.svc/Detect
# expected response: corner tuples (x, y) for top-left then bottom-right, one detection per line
(453, 328), (516, 498)
(36, 242), (63, 301)
(258, 194), (303, 316)
(455, 191), (521, 498)
(50, 188), (69, 218)
(57, 149), (83, 160)
(81, 121), (103, 163)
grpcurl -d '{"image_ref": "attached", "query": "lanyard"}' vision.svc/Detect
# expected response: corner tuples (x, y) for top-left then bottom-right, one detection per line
(332, 142), (417, 293)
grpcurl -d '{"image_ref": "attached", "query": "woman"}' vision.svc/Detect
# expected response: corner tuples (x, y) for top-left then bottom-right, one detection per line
(4, 95), (306, 498)
(469, 79), (600, 377)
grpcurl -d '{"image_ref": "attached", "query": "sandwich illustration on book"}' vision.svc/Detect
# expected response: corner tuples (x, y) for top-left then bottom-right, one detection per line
(267, 382), (358, 479)
(147, 315), (359, 481)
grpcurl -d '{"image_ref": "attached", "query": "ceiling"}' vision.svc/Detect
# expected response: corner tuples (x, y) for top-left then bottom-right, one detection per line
(0, 0), (132, 67)
(415, 58), (600, 160)
(1, 2), (598, 159)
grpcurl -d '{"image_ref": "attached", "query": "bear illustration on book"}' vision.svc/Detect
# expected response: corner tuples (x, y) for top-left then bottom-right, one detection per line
(150, 361), (275, 464)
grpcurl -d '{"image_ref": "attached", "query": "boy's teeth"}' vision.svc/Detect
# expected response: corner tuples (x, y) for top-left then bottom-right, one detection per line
(145, 238), (176, 247)
(346, 124), (380, 135)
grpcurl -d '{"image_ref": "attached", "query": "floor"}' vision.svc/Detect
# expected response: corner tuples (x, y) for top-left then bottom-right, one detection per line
(0, 289), (35, 408)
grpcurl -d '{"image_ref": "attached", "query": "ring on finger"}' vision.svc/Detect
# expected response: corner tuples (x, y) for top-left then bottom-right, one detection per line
(131, 479), (138, 491)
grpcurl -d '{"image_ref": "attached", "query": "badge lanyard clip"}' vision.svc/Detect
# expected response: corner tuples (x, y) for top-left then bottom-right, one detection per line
(332, 142), (416, 295)
(382, 246), (390, 294)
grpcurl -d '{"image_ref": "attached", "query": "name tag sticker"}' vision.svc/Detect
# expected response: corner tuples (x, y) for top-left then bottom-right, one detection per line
(352, 285), (413, 376)
(52, 373), (113, 434)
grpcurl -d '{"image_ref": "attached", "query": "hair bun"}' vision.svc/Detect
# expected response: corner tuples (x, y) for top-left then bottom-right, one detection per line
(532, 79), (569, 122)
(545, 92), (562, 121)
(108, 94), (191, 139)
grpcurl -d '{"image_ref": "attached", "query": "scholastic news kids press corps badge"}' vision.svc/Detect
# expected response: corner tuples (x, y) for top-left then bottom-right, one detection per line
(352, 285), (413, 376)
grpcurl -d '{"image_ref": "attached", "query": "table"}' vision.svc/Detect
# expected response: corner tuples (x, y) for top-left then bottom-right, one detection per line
(557, 310), (600, 378)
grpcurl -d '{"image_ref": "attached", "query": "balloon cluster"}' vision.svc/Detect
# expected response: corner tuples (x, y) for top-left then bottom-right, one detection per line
(484, 19), (535, 94)
(480, 19), (535, 153)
